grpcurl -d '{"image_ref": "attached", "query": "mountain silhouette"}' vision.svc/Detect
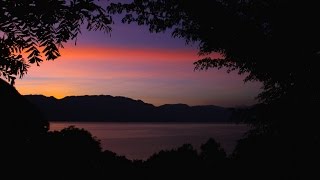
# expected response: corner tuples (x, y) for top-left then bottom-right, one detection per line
(25, 95), (232, 122)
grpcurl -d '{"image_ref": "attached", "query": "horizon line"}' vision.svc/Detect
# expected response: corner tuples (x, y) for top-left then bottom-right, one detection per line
(23, 93), (248, 108)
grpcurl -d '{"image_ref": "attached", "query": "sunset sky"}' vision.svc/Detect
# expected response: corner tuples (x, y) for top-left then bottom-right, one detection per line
(15, 15), (261, 107)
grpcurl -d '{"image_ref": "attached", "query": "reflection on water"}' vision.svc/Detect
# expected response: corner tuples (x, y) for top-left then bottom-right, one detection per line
(50, 122), (249, 160)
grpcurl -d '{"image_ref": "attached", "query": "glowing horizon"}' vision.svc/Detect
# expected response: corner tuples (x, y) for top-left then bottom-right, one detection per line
(14, 23), (261, 107)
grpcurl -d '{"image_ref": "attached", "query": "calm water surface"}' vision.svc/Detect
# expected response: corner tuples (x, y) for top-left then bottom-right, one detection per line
(50, 122), (249, 160)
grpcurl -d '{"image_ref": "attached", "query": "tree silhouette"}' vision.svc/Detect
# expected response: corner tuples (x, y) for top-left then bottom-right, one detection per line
(200, 138), (226, 164)
(0, 2), (116, 177)
(1, 2), (112, 175)
(41, 126), (103, 179)
(108, 0), (319, 105)
(108, 1), (320, 178)
(0, 78), (48, 144)
(199, 138), (228, 179)
(145, 144), (199, 179)
(0, 0), (112, 84)
(1, 78), (49, 178)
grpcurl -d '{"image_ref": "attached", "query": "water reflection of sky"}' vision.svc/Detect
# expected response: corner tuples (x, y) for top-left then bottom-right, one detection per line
(51, 122), (249, 160)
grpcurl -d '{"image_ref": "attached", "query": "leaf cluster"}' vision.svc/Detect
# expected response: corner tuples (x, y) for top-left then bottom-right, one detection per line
(0, 0), (112, 84)
(108, 0), (320, 104)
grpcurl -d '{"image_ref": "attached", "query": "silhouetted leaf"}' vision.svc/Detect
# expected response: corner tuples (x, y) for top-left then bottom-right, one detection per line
(0, 0), (112, 82)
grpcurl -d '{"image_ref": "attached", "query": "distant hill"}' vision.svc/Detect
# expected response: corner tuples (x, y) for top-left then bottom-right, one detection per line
(24, 95), (232, 122)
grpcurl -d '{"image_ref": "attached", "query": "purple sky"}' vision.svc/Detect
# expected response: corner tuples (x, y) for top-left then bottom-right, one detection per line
(15, 3), (261, 107)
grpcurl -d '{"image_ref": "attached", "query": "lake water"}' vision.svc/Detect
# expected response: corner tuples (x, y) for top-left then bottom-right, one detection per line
(50, 122), (249, 160)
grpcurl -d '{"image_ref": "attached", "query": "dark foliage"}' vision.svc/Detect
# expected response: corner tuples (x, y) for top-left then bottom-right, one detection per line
(42, 126), (103, 179)
(140, 141), (229, 180)
(0, 79), (48, 144)
(200, 138), (226, 164)
(0, 81), (231, 179)
(108, 0), (319, 105)
(2, 1), (320, 179)
(0, 0), (112, 84)
(108, 1), (320, 179)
